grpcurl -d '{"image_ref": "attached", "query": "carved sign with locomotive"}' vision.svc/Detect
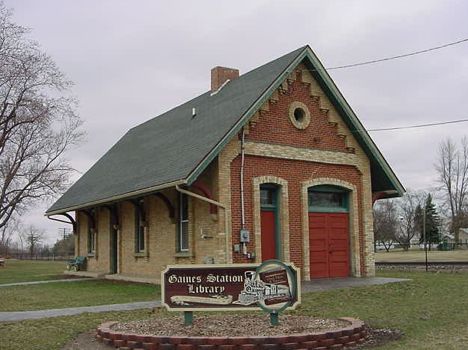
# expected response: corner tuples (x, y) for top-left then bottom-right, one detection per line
(161, 262), (300, 312)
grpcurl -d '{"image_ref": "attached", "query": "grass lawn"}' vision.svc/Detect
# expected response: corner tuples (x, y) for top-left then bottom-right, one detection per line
(0, 259), (67, 284)
(0, 279), (160, 311)
(375, 249), (468, 262)
(0, 309), (153, 350)
(1, 271), (468, 349)
(295, 270), (468, 349)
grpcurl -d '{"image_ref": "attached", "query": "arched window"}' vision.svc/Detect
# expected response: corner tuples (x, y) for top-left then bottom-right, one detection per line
(308, 185), (349, 213)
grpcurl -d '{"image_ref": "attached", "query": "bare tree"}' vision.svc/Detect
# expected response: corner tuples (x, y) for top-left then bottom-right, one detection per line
(435, 137), (468, 243)
(373, 199), (398, 252)
(0, 3), (83, 230)
(0, 215), (19, 255)
(20, 224), (45, 258)
(394, 190), (425, 250)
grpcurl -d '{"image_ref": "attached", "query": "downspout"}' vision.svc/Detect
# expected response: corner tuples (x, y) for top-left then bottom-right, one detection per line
(240, 127), (247, 255)
(175, 185), (231, 263)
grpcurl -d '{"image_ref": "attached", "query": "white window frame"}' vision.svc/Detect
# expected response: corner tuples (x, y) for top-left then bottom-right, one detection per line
(178, 193), (189, 252)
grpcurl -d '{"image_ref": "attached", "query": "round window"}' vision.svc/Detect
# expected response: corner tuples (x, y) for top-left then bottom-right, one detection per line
(288, 101), (310, 129)
(294, 107), (305, 123)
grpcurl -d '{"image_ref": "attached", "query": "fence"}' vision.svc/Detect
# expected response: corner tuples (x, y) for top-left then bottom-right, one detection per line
(375, 242), (468, 252)
(438, 242), (468, 251)
(7, 254), (73, 261)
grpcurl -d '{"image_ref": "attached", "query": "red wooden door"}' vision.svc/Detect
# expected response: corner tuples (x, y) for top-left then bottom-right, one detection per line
(309, 213), (349, 278)
(261, 210), (276, 261)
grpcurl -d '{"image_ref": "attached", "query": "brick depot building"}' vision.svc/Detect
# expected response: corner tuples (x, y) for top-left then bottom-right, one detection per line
(46, 46), (404, 282)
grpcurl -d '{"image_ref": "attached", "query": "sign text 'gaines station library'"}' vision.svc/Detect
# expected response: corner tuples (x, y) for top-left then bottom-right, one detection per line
(161, 261), (301, 312)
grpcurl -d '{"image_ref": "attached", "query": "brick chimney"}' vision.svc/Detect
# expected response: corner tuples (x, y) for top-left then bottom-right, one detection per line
(211, 66), (239, 92)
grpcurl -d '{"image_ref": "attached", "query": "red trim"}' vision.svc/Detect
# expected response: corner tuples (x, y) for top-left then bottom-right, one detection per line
(372, 192), (387, 204)
(154, 193), (175, 219)
(191, 180), (217, 214)
(261, 210), (276, 261)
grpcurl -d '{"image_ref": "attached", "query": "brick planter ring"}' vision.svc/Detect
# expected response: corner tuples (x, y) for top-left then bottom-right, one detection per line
(96, 317), (367, 350)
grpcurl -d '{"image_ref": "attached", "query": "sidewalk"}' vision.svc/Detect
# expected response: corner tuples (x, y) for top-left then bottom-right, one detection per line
(0, 276), (408, 322)
(0, 301), (161, 322)
(0, 278), (94, 288)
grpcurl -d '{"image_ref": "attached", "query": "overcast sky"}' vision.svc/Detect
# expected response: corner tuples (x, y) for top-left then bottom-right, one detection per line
(4, 0), (468, 244)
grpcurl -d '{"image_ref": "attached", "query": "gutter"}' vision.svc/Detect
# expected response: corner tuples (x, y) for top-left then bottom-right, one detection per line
(175, 185), (231, 263)
(45, 179), (186, 216)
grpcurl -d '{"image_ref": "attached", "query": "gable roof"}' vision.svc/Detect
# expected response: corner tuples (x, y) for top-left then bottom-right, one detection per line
(46, 45), (404, 215)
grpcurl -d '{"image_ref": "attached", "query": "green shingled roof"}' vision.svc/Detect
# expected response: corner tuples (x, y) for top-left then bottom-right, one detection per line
(46, 45), (404, 215)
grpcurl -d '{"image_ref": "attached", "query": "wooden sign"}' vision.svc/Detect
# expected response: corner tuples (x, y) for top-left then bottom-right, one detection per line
(161, 261), (301, 312)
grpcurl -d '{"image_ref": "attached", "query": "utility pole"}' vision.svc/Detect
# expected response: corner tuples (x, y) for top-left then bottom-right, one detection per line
(59, 227), (68, 240)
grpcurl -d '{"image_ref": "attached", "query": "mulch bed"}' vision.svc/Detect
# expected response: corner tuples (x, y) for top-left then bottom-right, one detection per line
(110, 315), (349, 337)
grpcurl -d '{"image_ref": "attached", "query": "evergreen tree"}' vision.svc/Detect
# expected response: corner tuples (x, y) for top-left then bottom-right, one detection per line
(419, 194), (441, 249)
(425, 194), (441, 247)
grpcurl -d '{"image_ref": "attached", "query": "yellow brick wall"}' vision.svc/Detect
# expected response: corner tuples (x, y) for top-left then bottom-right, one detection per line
(76, 211), (100, 272)
(74, 171), (226, 281)
(191, 160), (227, 265)
(217, 138), (241, 263)
(118, 193), (178, 281)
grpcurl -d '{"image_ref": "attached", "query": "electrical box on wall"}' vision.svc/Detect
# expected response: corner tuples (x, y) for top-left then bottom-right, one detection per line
(239, 229), (250, 243)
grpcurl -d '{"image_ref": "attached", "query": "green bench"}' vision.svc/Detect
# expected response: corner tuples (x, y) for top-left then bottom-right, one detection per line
(67, 256), (87, 271)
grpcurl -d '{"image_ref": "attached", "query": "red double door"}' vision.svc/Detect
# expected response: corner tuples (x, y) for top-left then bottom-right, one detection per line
(309, 213), (350, 278)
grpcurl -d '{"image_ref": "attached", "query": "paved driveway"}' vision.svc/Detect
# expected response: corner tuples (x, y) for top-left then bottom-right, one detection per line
(0, 301), (160, 322)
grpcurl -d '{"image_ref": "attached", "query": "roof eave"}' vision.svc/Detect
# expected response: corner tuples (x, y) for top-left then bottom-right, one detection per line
(45, 179), (187, 216)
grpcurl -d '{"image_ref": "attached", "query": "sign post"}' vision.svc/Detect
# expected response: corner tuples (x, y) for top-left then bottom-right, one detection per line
(161, 260), (300, 326)
(184, 311), (193, 326)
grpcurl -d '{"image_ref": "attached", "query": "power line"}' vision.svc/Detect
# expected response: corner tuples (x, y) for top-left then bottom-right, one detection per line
(322, 37), (468, 71)
(365, 118), (468, 132)
(250, 118), (468, 135)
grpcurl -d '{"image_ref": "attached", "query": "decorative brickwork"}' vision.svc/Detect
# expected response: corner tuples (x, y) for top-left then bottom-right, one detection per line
(247, 74), (349, 153)
(288, 101), (311, 130)
(96, 318), (367, 349)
